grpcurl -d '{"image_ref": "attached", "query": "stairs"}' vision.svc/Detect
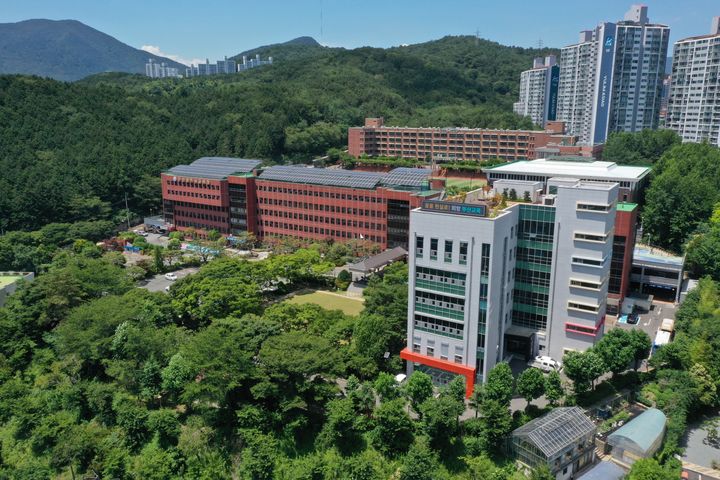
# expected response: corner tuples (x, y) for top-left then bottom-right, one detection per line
(594, 446), (607, 461)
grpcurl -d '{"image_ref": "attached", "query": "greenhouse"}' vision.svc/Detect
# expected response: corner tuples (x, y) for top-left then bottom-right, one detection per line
(512, 407), (596, 478)
(606, 407), (667, 466)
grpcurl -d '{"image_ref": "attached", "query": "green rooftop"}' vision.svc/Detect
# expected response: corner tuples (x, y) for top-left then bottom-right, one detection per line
(0, 275), (23, 289)
(616, 202), (638, 212)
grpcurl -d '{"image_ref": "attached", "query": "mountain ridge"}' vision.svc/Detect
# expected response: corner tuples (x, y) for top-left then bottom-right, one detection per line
(0, 19), (185, 81)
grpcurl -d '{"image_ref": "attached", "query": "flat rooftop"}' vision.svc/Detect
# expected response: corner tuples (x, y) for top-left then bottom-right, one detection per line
(166, 157), (262, 180)
(633, 244), (684, 268)
(617, 202), (638, 212)
(258, 166), (431, 190)
(0, 275), (23, 289)
(486, 158), (650, 181)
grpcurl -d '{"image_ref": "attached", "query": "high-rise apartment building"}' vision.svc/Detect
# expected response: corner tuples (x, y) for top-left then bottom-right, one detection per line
(666, 17), (720, 147)
(557, 5), (670, 145)
(145, 59), (180, 78)
(401, 181), (619, 396)
(514, 56), (560, 127)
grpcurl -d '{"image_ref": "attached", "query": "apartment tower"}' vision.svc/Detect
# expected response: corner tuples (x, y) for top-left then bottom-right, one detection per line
(666, 17), (720, 147)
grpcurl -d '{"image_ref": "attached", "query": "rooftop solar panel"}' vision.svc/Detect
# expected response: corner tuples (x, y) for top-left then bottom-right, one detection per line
(382, 167), (431, 187)
(259, 166), (384, 189)
(166, 157), (262, 179)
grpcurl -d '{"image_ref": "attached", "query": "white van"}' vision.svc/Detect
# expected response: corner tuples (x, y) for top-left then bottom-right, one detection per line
(528, 355), (561, 373)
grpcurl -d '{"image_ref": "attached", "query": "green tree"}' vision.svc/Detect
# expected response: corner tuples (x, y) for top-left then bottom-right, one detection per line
(627, 458), (679, 480)
(603, 129), (680, 166)
(516, 367), (545, 408)
(238, 430), (278, 480)
(462, 454), (504, 480)
(468, 384), (485, 419)
(374, 372), (399, 401)
(153, 246), (164, 273)
(529, 464), (555, 480)
(397, 441), (439, 480)
(319, 398), (364, 455)
(484, 362), (514, 406)
(404, 371), (434, 412)
(544, 370), (564, 406)
(594, 328), (634, 377)
(444, 375), (468, 404)
(563, 350), (606, 394)
(420, 395), (464, 451)
(479, 399), (512, 451)
(369, 399), (414, 457)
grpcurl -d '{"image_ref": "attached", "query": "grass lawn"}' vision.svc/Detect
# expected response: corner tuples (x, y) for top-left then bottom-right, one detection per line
(444, 177), (486, 190)
(0, 276), (22, 289)
(287, 290), (365, 316)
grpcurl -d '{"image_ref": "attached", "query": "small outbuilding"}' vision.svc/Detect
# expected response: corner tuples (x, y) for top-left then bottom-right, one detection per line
(348, 246), (407, 281)
(512, 406), (596, 480)
(577, 460), (626, 480)
(606, 407), (667, 467)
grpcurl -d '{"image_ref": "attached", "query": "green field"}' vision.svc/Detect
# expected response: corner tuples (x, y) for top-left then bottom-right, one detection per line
(0, 276), (22, 288)
(444, 177), (486, 190)
(287, 290), (365, 316)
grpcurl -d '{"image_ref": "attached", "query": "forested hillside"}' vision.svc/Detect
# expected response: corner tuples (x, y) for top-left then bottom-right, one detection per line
(1, 35), (555, 232)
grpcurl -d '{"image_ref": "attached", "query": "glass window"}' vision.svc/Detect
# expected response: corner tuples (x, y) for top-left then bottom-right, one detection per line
(444, 240), (453, 263)
(430, 238), (438, 260)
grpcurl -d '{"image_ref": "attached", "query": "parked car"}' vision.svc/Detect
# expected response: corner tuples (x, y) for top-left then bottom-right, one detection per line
(164, 273), (178, 281)
(527, 355), (562, 373)
(627, 313), (640, 324)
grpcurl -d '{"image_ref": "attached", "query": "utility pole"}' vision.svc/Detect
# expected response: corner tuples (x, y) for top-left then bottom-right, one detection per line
(124, 191), (131, 231)
(475, 29), (480, 46)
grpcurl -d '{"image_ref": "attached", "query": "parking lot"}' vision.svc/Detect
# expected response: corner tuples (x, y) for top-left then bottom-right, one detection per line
(140, 267), (199, 293)
(608, 300), (676, 340)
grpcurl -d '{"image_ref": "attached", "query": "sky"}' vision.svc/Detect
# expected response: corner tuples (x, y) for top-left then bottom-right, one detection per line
(1, 0), (718, 66)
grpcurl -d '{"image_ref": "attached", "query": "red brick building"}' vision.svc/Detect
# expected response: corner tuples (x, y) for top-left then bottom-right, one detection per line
(347, 117), (602, 162)
(607, 202), (639, 315)
(162, 158), (441, 248)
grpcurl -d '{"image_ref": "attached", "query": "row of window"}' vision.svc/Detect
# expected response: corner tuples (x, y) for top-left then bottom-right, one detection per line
(411, 336), (464, 363)
(259, 222), (383, 243)
(413, 314), (464, 339)
(572, 256), (607, 268)
(175, 220), (229, 234)
(171, 201), (225, 212)
(567, 301), (600, 313)
(167, 190), (221, 200)
(257, 198), (387, 217)
(257, 186), (384, 203)
(258, 210), (386, 230)
(166, 180), (221, 190)
(415, 236), (470, 265)
(574, 231), (610, 243)
(577, 202), (613, 213)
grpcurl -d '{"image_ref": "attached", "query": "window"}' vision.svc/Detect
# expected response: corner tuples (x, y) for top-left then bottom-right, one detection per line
(574, 231), (609, 242)
(459, 242), (468, 265)
(565, 323), (597, 336)
(567, 301), (600, 313)
(430, 238), (438, 260)
(444, 240), (453, 263)
(570, 278), (604, 290)
(572, 256), (605, 268)
(454, 355), (463, 364)
(577, 202), (612, 212)
(426, 346), (435, 357)
(413, 342), (421, 353)
(416, 236), (424, 258)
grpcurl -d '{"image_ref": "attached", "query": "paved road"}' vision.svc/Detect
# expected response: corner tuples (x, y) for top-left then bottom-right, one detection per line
(140, 267), (199, 293)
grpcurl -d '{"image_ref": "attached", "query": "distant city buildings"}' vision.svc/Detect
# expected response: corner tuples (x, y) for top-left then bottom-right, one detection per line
(348, 117), (601, 163)
(666, 16), (720, 147)
(513, 55), (559, 128)
(185, 54), (273, 77)
(555, 5), (670, 145)
(145, 59), (180, 78)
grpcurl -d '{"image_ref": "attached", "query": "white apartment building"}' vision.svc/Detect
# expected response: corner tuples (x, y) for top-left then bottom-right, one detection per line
(556, 5), (669, 145)
(401, 181), (619, 396)
(666, 17), (720, 147)
(514, 56), (560, 128)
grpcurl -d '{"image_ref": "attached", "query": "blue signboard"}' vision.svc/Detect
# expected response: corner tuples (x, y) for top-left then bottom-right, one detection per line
(422, 200), (487, 217)
(593, 22), (616, 145)
(547, 65), (560, 121)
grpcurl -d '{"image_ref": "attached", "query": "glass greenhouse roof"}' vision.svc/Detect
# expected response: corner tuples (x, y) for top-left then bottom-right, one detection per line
(512, 407), (596, 458)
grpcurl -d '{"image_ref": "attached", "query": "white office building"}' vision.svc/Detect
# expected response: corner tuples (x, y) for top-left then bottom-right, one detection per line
(514, 56), (560, 128)
(557, 5), (670, 145)
(401, 181), (619, 395)
(666, 17), (720, 147)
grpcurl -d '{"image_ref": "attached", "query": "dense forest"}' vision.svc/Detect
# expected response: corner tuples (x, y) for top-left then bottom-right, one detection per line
(0, 35), (553, 232)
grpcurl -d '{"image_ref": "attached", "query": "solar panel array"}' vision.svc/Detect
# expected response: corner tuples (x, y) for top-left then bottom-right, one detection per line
(513, 407), (595, 458)
(382, 167), (431, 187)
(259, 165), (385, 189)
(167, 157), (262, 180)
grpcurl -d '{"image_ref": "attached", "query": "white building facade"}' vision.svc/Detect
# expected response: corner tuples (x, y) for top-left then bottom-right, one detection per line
(666, 17), (720, 147)
(402, 181), (619, 396)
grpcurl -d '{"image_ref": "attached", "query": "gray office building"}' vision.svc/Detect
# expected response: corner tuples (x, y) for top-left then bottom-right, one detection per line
(403, 180), (618, 394)
(557, 5), (670, 145)
(666, 17), (720, 147)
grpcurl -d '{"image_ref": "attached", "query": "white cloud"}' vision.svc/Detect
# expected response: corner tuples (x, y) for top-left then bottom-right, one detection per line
(140, 45), (204, 67)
